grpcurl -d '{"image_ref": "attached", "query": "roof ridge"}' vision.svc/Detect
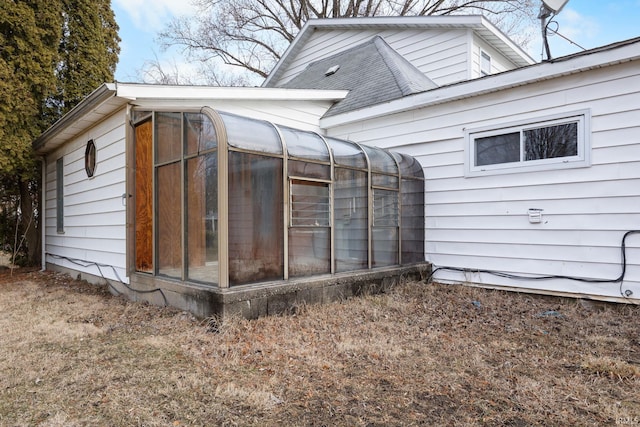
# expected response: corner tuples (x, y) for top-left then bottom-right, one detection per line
(371, 36), (437, 95)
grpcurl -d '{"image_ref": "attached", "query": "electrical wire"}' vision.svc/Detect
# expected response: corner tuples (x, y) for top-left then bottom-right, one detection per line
(545, 21), (587, 52)
(427, 230), (640, 299)
(46, 253), (168, 306)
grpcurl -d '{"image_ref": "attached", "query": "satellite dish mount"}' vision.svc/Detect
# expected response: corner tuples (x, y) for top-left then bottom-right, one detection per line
(539, 0), (569, 60)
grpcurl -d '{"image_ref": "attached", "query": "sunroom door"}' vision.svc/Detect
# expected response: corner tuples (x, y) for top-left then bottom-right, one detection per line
(134, 119), (153, 273)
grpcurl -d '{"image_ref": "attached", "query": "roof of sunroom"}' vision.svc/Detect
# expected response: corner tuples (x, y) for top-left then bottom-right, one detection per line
(32, 83), (348, 155)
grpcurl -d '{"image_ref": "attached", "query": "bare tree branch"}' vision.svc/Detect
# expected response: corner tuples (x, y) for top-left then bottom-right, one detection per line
(157, 0), (537, 84)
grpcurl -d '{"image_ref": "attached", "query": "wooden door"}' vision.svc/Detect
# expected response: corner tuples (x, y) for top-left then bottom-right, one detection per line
(135, 120), (153, 272)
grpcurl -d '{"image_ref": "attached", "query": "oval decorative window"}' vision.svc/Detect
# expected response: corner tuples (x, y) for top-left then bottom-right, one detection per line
(85, 139), (97, 178)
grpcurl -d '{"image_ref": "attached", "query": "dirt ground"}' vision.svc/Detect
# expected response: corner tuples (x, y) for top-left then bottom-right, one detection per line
(0, 268), (639, 426)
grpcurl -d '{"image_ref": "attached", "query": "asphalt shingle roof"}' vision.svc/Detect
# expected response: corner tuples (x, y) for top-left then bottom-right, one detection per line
(280, 36), (437, 116)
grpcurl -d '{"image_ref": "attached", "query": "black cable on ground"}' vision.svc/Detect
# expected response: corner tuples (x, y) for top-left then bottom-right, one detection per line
(427, 230), (640, 299)
(46, 253), (168, 306)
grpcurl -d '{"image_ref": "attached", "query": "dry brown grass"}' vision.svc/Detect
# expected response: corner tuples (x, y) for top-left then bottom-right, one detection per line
(1, 268), (639, 426)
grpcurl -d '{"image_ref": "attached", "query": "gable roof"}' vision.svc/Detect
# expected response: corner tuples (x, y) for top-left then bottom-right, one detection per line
(280, 36), (437, 116)
(263, 15), (535, 88)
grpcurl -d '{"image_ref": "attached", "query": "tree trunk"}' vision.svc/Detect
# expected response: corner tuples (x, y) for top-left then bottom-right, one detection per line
(19, 177), (41, 267)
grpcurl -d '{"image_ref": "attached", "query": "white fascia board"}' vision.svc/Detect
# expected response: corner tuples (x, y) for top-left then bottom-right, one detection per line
(475, 16), (535, 66)
(320, 40), (640, 129)
(114, 83), (347, 102)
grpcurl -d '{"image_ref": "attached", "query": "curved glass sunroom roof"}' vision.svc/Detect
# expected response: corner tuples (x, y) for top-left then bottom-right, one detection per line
(131, 108), (425, 288)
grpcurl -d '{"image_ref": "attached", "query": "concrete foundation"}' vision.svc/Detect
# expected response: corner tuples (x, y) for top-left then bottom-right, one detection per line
(48, 263), (431, 319)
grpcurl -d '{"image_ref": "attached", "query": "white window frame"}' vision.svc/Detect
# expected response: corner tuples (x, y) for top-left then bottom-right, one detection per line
(480, 50), (491, 76)
(465, 110), (591, 177)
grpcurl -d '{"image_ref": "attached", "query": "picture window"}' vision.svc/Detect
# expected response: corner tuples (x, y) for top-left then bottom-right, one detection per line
(465, 111), (590, 176)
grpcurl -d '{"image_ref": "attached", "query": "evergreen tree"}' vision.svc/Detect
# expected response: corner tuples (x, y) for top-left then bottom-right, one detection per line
(56, 0), (120, 114)
(0, 0), (61, 263)
(0, 0), (120, 265)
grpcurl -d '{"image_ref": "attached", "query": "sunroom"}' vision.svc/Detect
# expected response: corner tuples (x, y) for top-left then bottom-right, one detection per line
(128, 107), (426, 316)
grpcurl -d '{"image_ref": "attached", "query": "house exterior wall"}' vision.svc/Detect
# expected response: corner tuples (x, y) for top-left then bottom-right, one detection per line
(325, 59), (640, 302)
(275, 28), (470, 87)
(44, 107), (129, 284)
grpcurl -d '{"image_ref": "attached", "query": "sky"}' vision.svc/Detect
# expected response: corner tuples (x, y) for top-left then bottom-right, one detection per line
(112, 0), (640, 83)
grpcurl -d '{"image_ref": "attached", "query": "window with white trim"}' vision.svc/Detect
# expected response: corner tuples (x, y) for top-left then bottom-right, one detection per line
(480, 51), (491, 76)
(465, 111), (590, 176)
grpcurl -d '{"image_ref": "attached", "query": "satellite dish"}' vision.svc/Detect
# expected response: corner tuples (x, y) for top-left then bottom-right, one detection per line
(542, 0), (569, 14)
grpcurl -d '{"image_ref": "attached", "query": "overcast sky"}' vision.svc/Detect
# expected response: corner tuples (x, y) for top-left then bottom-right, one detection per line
(112, 0), (640, 83)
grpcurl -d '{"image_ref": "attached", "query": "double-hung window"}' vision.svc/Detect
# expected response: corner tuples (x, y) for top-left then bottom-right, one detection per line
(465, 110), (590, 176)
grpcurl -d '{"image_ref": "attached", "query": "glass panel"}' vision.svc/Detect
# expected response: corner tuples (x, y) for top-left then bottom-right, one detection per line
(291, 180), (330, 227)
(155, 112), (182, 163)
(185, 113), (217, 155)
(373, 189), (398, 227)
(401, 178), (425, 264)
(392, 152), (424, 179)
(228, 152), (284, 285)
(279, 126), (329, 161)
(372, 173), (399, 188)
(372, 189), (399, 267)
(220, 112), (282, 154)
(288, 160), (330, 180)
(372, 228), (398, 267)
(475, 132), (520, 166)
(157, 162), (182, 278)
(288, 228), (330, 278)
(363, 146), (397, 175)
(334, 168), (368, 272)
(326, 137), (367, 169)
(186, 153), (218, 285)
(524, 122), (578, 160)
(481, 51), (491, 76)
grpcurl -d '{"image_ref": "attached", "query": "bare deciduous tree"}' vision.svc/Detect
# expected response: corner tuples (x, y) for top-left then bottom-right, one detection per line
(154, 0), (537, 84)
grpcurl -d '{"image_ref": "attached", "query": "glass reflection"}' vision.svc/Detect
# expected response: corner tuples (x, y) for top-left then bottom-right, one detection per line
(185, 113), (217, 155)
(157, 162), (182, 278)
(279, 126), (330, 161)
(228, 152), (284, 285)
(220, 112), (282, 154)
(326, 137), (367, 169)
(187, 153), (218, 284)
(334, 168), (368, 272)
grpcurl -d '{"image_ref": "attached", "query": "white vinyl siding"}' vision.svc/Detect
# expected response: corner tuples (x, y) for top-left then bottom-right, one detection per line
(44, 108), (128, 283)
(277, 28), (470, 87)
(326, 59), (640, 301)
(132, 99), (334, 133)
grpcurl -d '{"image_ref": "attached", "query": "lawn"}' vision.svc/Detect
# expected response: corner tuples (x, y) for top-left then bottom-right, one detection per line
(0, 268), (639, 426)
